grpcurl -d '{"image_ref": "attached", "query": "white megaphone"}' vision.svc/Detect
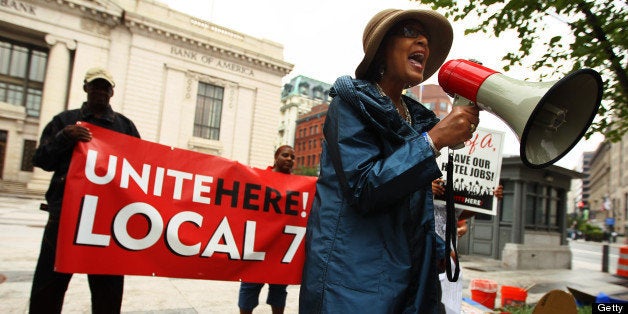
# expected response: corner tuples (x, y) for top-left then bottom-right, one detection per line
(438, 59), (603, 169)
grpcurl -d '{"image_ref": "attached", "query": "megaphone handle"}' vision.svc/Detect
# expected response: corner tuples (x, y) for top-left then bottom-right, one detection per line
(450, 142), (465, 150)
(448, 94), (475, 150)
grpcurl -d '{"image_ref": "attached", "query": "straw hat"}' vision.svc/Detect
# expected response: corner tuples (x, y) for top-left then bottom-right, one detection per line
(355, 9), (453, 82)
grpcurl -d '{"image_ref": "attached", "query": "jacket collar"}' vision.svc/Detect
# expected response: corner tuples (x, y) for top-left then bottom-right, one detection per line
(79, 102), (116, 123)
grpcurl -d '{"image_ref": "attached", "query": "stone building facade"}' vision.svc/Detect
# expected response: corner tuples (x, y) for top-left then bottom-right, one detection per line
(585, 133), (628, 235)
(0, 0), (293, 194)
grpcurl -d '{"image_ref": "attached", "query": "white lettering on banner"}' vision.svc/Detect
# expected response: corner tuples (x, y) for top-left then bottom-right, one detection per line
(75, 195), (110, 246)
(83, 149), (306, 216)
(282, 225), (306, 263)
(201, 217), (240, 259)
(114, 202), (164, 250)
(153, 167), (165, 196)
(167, 212), (203, 256)
(193, 175), (213, 204)
(243, 221), (266, 261)
(120, 159), (150, 194)
(73, 194), (306, 262)
(85, 150), (117, 185)
(167, 169), (194, 200)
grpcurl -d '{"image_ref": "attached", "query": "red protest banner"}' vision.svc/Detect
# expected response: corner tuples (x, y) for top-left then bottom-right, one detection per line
(56, 122), (317, 284)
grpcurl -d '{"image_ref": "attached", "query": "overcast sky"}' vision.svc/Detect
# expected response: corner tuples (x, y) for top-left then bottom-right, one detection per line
(157, 0), (604, 170)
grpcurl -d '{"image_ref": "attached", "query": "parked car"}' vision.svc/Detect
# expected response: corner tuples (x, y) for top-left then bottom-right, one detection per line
(567, 228), (583, 240)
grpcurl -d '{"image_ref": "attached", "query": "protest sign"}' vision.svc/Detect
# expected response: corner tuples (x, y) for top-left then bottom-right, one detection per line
(56, 123), (317, 284)
(434, 127), (504, 215)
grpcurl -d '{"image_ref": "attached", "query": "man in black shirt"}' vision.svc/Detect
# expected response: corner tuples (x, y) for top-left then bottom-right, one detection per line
(29, 67), (140, 314)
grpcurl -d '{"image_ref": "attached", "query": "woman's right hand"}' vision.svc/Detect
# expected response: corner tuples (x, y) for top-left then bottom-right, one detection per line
(427, 105), (479, 150)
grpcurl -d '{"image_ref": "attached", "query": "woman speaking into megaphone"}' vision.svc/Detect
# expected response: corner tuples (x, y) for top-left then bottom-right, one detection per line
(298, 8), (480, 313)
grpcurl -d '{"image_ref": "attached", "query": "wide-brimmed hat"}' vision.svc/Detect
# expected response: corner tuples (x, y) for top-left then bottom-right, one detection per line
(355, 9), (453, 82)
(84, 67), (115, 87)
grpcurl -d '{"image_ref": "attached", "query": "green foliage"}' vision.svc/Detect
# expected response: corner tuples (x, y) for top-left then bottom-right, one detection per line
(579, 222), (604, 241)
(498, 304), (535, 313)
(579, 222), (602, 233)
(293, 166), (319, 177)
(498, 304), (592, 313)
(416, 0), (628, 142)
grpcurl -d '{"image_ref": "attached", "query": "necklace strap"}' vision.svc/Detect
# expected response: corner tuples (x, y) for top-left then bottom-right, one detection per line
(375, 83), (412, 125)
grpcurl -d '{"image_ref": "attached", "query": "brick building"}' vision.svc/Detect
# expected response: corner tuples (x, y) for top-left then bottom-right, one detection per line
(406, 84), (451, 119)
(294, 103), (327, 173)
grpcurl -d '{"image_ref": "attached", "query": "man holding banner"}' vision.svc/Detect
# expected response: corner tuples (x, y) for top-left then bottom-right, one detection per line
(238, 145), (295, 314)
(29, 67), (140, 314)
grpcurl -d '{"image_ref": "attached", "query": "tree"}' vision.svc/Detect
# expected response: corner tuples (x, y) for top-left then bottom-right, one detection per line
(418, 0), (627, 142)
(293, 166), (319, 177)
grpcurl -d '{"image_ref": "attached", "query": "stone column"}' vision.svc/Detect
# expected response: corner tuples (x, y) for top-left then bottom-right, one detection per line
(27, 35), (76, 192)
(511, 180), (525, 244)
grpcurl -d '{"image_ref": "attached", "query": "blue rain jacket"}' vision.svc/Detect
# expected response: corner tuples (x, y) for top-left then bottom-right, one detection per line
(299, 76), (445, 313)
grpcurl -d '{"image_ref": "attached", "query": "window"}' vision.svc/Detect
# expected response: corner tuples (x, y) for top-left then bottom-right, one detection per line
(524, 182), (561, 230)
(21, 139), (37, 171)
(439, 102), (448, 111)
(298, 82), (310, 96)
(193, 82), (224, 140)
(0, 39), (47, 117)
(281, 84), (293, 98)
(0, 130), (6, 178)
(499, 181), (515, 222)
(312, 85), (323, 99)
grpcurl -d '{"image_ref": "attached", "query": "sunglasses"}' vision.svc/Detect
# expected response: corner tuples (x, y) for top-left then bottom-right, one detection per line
(393, 24), (430, 40)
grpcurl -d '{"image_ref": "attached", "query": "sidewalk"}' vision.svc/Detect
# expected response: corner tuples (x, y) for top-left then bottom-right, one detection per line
(1, 194), (627, 313)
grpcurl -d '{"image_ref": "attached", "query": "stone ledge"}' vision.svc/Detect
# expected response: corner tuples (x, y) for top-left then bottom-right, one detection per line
(501, 243), (572, 270)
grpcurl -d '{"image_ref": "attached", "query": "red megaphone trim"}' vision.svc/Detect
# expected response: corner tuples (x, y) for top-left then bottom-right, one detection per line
(438, 59), (499, 102)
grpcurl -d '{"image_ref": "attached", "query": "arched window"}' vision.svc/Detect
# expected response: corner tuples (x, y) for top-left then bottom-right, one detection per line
(299, 82), (310, 96)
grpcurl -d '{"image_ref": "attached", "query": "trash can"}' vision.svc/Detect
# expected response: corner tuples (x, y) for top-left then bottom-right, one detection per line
(501, 285), (527, 307)
(470, 279), (498, 309)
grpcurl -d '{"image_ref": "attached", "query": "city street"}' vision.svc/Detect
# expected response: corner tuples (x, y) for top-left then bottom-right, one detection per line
(1, 194), (627, 313)
(570, 239), (620, 273)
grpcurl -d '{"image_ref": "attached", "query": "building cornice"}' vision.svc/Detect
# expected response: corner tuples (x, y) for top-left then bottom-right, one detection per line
(122, 15), (292, 75)
(40, 0), (123, 26)
(38, 0), (293, 75)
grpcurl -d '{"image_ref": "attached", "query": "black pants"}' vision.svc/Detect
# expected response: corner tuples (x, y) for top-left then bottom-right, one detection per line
(29, 216), (124, 314)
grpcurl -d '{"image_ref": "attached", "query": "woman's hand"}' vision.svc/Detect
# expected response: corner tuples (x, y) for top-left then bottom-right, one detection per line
(427, 105), (480, 150)
(431, 178), (445, 196)
(457, 219), (468, 237)
(494, 185), (504, 200)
